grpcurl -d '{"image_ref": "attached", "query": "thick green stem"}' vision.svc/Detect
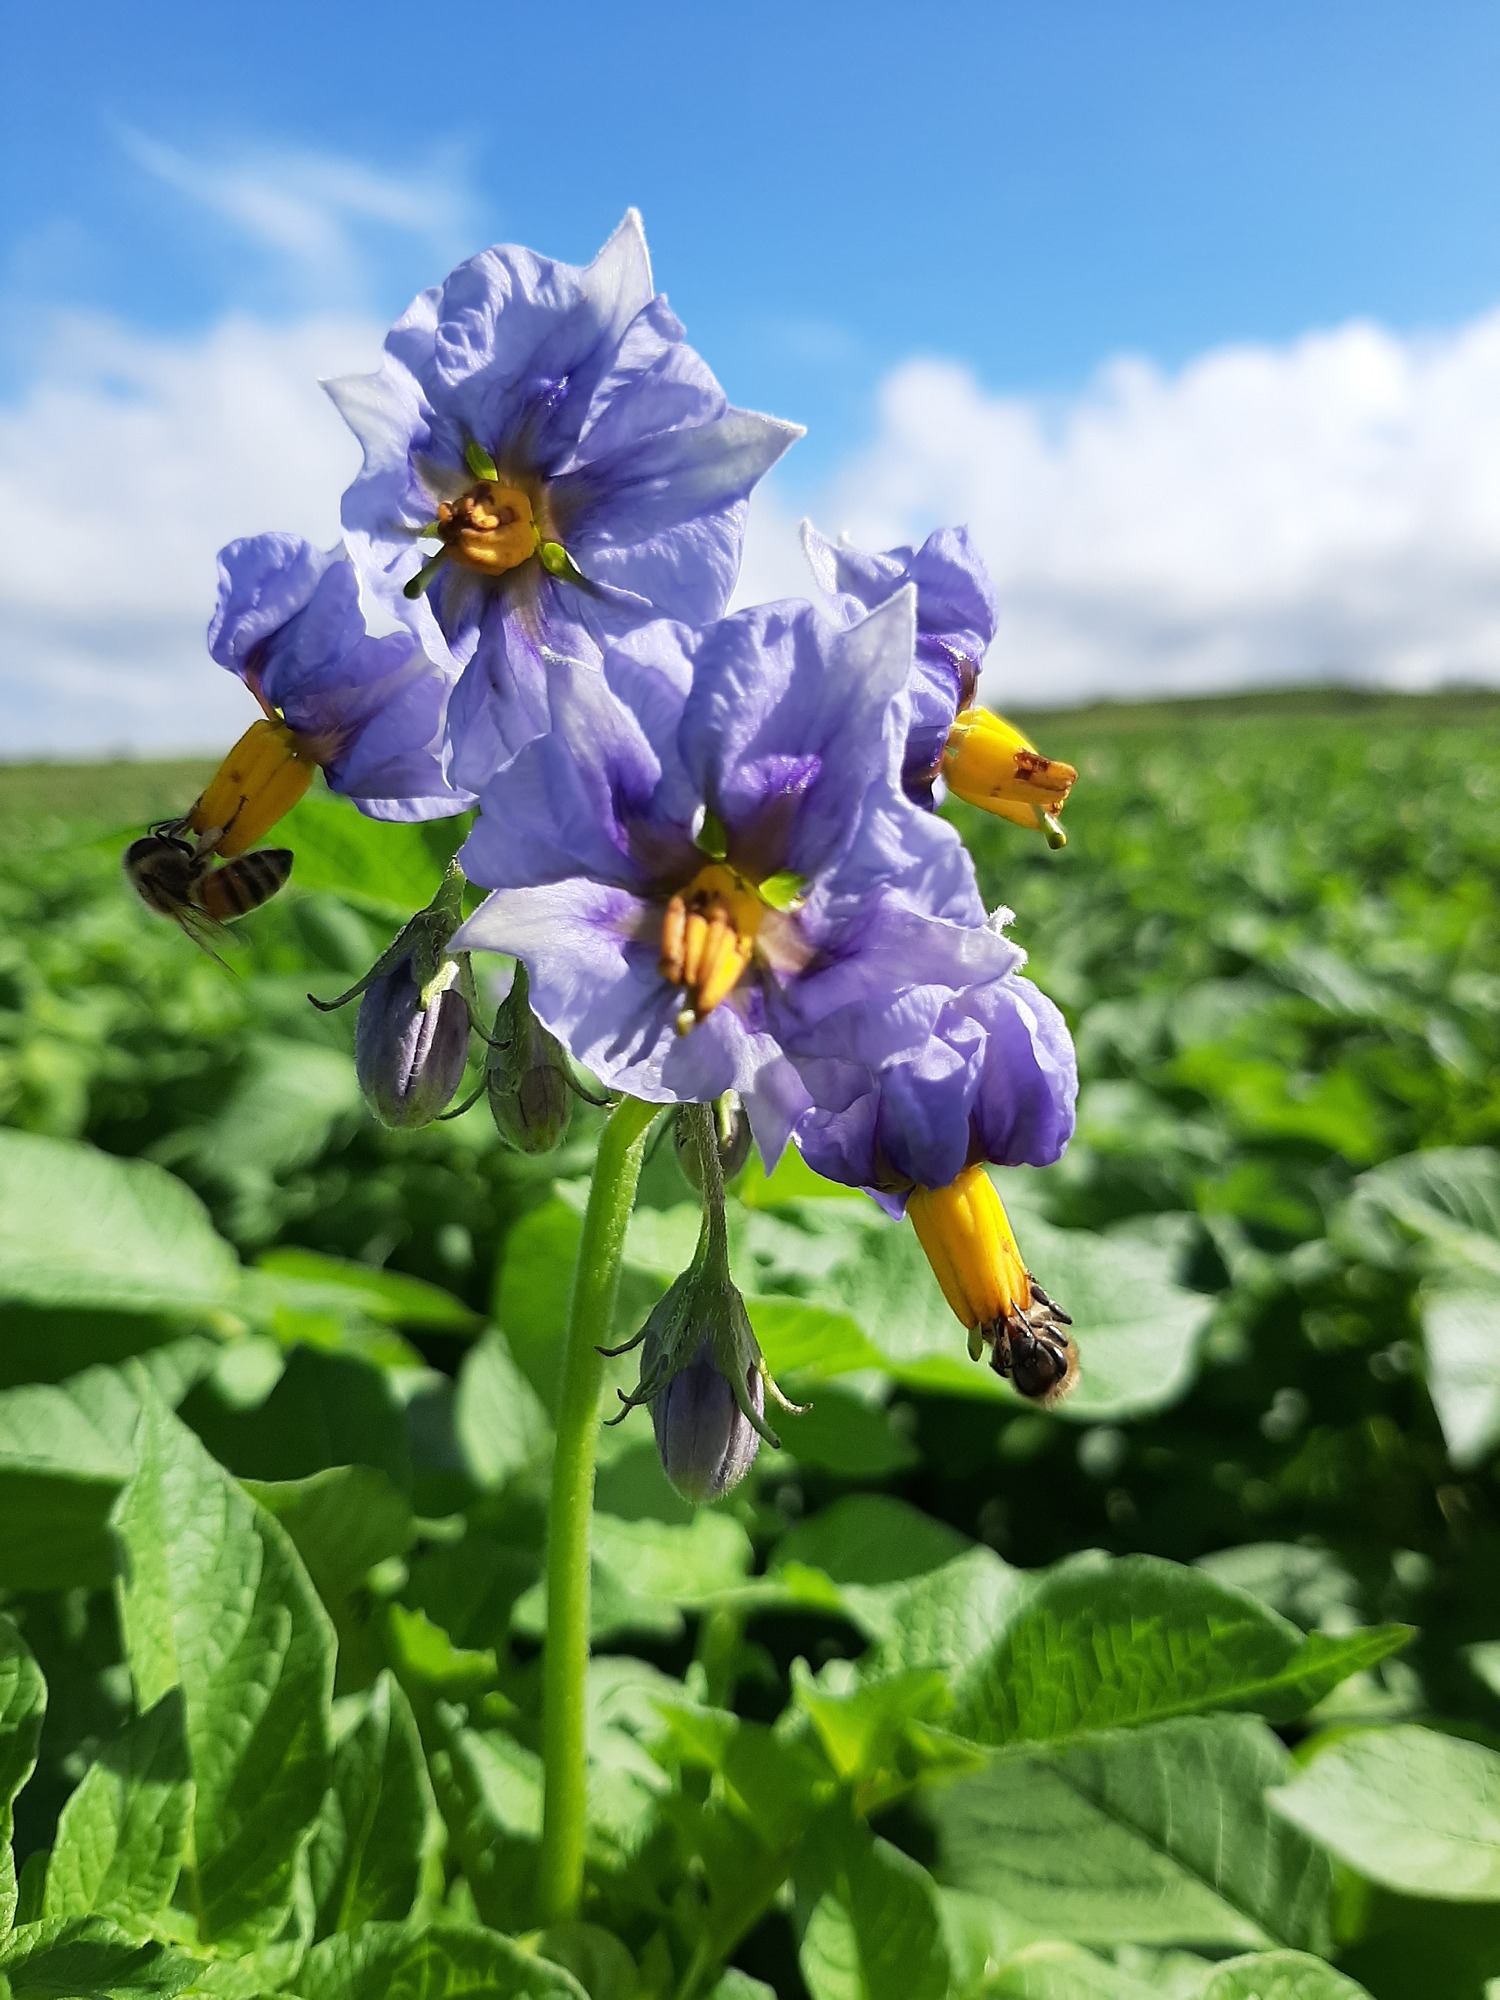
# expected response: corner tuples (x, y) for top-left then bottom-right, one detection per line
(536, 1093), (658, 1926)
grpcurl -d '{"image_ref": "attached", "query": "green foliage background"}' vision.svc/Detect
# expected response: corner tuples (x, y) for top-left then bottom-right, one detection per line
(3, 690), (1500, 1997)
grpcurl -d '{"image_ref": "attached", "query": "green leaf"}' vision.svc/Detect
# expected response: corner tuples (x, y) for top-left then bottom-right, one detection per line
(295, 1920), (589, 2000)
(799, 1831), (951, 2000)
(1269, 1725), (1500, 1900)
(492, 1198), (578, 1410)
(0, 1370), (139, 1590)
(454, 1330), (553, 1489)
(773, 1496), (972, 1590)
(513, 1511), (753, 1644)
(932, 1716), (1333, 1951)
(0, 1617), (46, 1932)
(1343, 1147), (1500, 1274)
(534, 1923), (639, 2000)
(114, 1384), (334, 1947)
(0, 1131), (238, 1314)
(276, 784), (467, 923)
(1198, 1953), (1373, 1999)
(308, 1673), (443, 1936)
(184, 1345), (410, 1488)
(243, 1464), (414, 1613)
(978, 1942), (1160, 1997)
(426, 1714), (541, 1934)
(254, 1248), (480, 1333)
(793, 1664), (973, 1789)
(708, 1975), (777, 2000)
(777, 1386), (920, 1477)
(0, 1917), (198, 1998)
(854, 1546), (1036, 1668)
(40, 1692), (191, 1926)
(947, 1554), (1411, 1743)
(153, 1037), (362, 1243)
(1417, 1280), (1500, 1467)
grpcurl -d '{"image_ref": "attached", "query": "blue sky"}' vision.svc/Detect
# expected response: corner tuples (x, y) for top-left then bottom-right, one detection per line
(8, 2), (1500, 749)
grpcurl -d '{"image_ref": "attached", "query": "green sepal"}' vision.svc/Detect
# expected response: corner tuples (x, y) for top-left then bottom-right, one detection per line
(758, 870), (807, 912)
(463, 438), (500, 481)
(695, 809), (730, 860)
(538, 540), (585, 584)
(308, 860), (468, 1013)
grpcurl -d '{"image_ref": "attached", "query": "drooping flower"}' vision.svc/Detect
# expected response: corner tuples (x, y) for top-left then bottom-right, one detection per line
(801, 521), (1077, 841)
(450, 590), (996, 1163)
(785, 942), (1079, 1400)
(326, 212), (801, 793)
(203, 532), (471, 848)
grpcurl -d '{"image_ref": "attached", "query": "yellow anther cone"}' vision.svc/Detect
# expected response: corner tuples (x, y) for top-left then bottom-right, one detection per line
(907, 1166), (1032, 1330)
(189, 719), (318, 857)
(942, 707), (1077, 840)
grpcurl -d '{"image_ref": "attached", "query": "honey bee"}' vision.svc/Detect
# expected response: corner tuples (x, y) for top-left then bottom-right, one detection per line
(123, 820), (293, 958)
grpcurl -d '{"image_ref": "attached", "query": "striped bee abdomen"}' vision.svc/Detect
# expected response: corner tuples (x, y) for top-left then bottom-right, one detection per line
(197, 848), (294, 921)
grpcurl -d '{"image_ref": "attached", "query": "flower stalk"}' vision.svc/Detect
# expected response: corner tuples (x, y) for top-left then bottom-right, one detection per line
(536, 1092), (659, 1927)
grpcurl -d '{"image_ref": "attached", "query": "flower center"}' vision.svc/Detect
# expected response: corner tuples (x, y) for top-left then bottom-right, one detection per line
(435, 482), (541, 578)
(659, 862), (765, 1035)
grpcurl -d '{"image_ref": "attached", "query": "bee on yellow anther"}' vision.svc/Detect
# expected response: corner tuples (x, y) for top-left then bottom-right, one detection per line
(907, 1165), (1077, 1404)
(941, 708), (1077, 848)
(188, 718), (320, 858)
(659, 862), (764, 1035)
(435, 481), (541, 578)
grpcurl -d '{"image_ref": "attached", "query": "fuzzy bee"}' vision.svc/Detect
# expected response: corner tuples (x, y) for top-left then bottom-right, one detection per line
(123, 819), (293, 958)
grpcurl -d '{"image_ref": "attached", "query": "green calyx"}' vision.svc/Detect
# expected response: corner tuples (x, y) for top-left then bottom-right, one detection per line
(308, 859), (468, 1014)
(757, 869), (807, 912)
(483, 961), (578, 1154)
(605, 1102), (802, 1450)
(464, 438), (501, 481)
(694, 808), (730, 860)
(538, 540), (585, 585)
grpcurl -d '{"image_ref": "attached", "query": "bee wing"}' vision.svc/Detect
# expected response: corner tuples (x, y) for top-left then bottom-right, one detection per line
(170, 900), (239, 972)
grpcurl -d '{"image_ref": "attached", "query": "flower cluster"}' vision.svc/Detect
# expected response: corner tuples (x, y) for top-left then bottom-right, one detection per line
(132, 212), (1081, 1501)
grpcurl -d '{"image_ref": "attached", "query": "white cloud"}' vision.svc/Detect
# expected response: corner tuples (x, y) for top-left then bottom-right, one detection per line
(0, 311), (380, 755)
(118, 131), (477, 298)
(799, 313), (1500, 708)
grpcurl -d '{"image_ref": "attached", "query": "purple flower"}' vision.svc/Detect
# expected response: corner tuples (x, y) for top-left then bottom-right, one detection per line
(208, 534), (470, 821)
(451, 590), (998, 1164)
(326, 212), (801, 793)
(801, 521), (999, 803)
(785, 925), (1078, 1210)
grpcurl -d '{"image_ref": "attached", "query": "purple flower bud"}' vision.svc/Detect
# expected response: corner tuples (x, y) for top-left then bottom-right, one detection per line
(652, 1338), (765, 1503)
(486, 964), (573, 1154)
(355, 960), (470, 1128)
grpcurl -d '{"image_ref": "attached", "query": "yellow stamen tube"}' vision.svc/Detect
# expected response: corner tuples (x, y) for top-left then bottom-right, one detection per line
(907, 1166), (1078, 1405)
(941, 707), (1078, 843)
(189, 719), (319, 857)
(907, 1166), (1032, 1330)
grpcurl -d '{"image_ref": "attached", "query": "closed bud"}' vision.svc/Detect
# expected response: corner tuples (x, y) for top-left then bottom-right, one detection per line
(673, 1093), (752, 1191)
(652, 1331), (766, 1504)
(485, 964), (574, 1154)
(355, 956), (470, 1129)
